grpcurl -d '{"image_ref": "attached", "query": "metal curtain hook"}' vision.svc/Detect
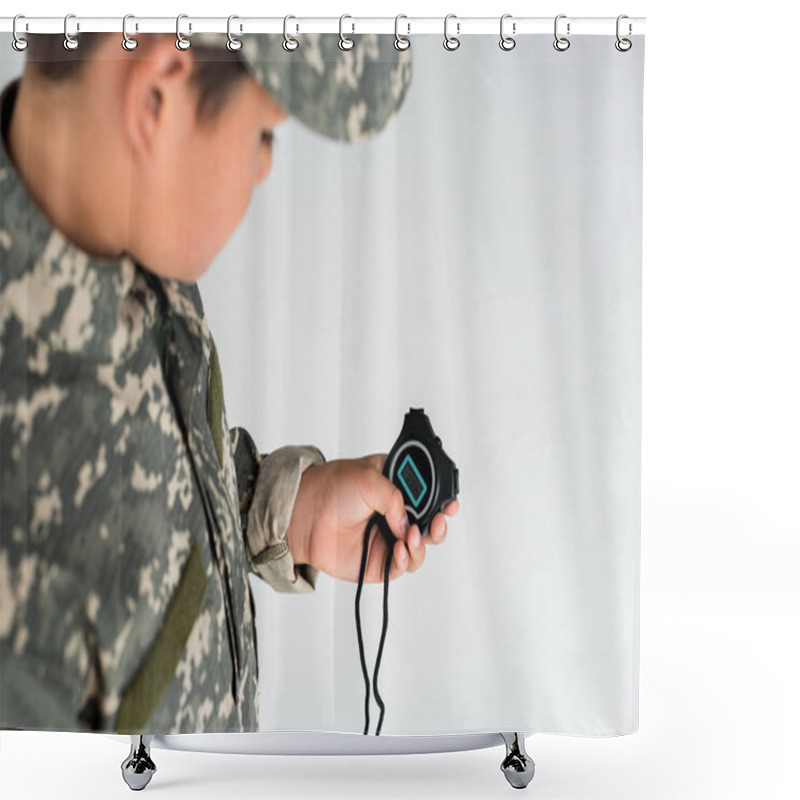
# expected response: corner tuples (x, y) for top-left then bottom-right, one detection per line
(227, 15), (242, 51)
(553, 14), (571, 51)
(444, 13), (460, 51)
(615, 14), (632, 51)
(394, 14), (410, 51)
(339, 14), (355, 50)
(64, 13), (79, 51)
(122, 14), (138, 51)
(283, 15), (299, 51)
(500, 13), (516, 51)
(12, 15), (29, 51)
(176, 13), (191, 50)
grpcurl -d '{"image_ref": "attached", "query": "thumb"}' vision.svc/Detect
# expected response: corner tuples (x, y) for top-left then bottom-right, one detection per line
(364, 467), (410, 542)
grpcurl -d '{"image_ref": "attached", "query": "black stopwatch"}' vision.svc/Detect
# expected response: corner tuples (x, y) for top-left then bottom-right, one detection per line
(356, 407), (460, 736)
(376, 407), (459, 545)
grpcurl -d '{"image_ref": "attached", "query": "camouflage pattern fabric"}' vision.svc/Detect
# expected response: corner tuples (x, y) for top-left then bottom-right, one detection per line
(0, 76), (324, 734)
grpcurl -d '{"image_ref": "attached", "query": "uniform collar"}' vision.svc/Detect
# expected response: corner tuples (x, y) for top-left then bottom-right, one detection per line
(0, 77), (208, 361)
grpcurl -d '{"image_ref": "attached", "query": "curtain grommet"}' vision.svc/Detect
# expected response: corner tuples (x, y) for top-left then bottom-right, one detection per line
(283, 15), (299, 51)
(63, 13), (79, 51)
(394, 14), (410, 51)
(339, 14), (355, 51)
(227, 15), (242, 52)
(500, 14), (516, 51)
(122, 14), (138, 51)
(12, 15), (28, 51)
(444, 14), (460, 51)
(553, 14), (571, 51)
(175, 13), (191, 51)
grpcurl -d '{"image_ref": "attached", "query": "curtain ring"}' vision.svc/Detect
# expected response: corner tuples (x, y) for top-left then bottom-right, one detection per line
(394, 14), (410, 51)
(553, 14), (571, 51)
(283, 15), (299, 51)
(12, 15), (29, 52)
(176, 13), (191, 51)
(443, 14), (460, 51)
(339, 14), (355, 51)
(227, 15), (242, 51)
(499, 14), (516, 51)
(615, 15), (632, 51)
(64, 13), (79, 51)
(122, 14), (138, 51)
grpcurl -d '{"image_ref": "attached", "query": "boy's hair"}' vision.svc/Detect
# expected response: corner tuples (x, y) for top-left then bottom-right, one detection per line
(23, 32), (250, 127)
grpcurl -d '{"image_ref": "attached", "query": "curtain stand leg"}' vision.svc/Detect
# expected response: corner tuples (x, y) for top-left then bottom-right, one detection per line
(121, 734), (157, 791)
(500, 732), (535, 789)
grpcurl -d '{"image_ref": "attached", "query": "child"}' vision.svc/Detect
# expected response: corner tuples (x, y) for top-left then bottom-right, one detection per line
(0, 31), (458, 734)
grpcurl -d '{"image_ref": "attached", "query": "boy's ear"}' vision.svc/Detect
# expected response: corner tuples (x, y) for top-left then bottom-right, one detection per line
(124, 34), (195, 161)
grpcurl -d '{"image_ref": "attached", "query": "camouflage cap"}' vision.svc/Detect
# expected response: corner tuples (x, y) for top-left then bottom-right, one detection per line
(191, 32), (413, 143)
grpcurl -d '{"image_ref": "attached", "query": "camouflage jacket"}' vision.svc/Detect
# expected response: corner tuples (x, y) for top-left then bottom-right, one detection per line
(0, 77), (325, 734)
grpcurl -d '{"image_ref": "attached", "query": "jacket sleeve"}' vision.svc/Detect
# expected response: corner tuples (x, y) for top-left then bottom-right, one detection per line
(229, 426), (325, 593)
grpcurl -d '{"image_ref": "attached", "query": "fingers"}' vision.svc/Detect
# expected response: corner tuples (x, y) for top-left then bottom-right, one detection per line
(428, 500), (459, 544)
(365, 522), (425, 582)
(404, 525), (426, 572)
(389, 525), (425, 579)
(365, 468), (411, 543)
(429, 513), (448, 544)
(433, 512), (451, 543)
(390, 538), (410, 579)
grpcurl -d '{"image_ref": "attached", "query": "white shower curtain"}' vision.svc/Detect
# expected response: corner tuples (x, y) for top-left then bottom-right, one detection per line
(199, 32), (644, 736)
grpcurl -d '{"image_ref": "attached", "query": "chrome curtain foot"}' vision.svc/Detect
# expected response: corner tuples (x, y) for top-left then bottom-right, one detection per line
(500, 732), (535, 789)
(121, 735), (157, 791)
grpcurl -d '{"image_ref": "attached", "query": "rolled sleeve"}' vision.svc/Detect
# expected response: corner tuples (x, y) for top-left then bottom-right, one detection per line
(243, 443), (326, 593)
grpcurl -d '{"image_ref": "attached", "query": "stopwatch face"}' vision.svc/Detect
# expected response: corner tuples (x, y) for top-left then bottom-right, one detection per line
(389, 439), (435, 523)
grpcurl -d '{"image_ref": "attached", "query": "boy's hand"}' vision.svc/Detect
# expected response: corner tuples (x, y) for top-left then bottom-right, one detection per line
(286, 454), (459, 584)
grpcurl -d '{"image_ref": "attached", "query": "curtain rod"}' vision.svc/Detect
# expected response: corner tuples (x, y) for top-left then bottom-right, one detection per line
(0, 16), (646, 37)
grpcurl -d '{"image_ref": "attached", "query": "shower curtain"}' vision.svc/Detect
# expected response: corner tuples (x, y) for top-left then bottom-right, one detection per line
(0, 27), (644, 738)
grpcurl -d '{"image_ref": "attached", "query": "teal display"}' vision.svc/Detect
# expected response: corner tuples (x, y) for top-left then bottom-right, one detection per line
(398, 454), (427, 508)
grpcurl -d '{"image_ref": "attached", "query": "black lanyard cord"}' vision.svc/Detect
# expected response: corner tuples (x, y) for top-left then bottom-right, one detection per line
(355, 511), (394, 735)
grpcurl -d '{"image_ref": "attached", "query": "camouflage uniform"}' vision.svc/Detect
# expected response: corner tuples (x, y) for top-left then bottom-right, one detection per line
(0, 76), (325, 734)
